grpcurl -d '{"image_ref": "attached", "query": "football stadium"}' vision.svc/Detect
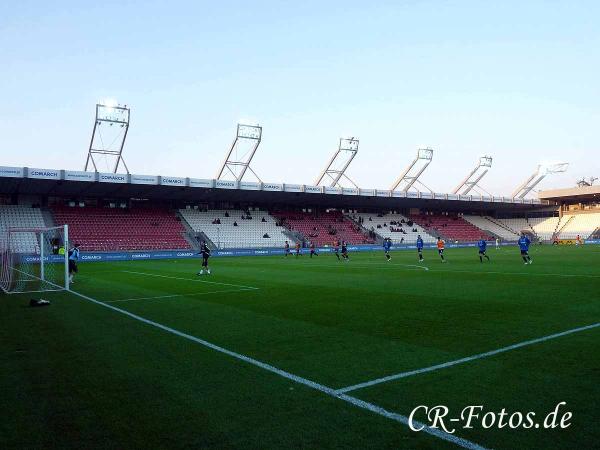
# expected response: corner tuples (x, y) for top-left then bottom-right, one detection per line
(1, 3), (599, 450)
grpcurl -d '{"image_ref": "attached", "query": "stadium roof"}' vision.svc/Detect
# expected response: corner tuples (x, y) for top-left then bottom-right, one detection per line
(0, 165), (550, 212)
(538, 185), (600, 203)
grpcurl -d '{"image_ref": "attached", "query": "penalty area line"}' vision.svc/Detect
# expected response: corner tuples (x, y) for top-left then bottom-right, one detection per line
(105, 287), (258, 303)
(63, 286), (488, 450)
(121, 270), (260, 290)
(336, 322), (600, 394)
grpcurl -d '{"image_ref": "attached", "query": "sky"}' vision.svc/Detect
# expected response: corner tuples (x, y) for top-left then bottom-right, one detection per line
(1, 1), (598, 196)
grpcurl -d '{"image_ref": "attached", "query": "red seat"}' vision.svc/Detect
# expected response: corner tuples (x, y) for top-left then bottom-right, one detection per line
(272, 211), (374, 246)
(410, 214), (492, 242)
(51, 206), (191, 252)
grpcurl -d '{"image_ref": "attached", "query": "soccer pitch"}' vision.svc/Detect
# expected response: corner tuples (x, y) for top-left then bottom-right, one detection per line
(1, 245), (598, 449)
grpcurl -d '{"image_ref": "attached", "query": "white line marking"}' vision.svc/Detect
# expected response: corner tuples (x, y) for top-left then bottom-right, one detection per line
(105, 287), (257, 303)
(63, 286), (487, 450)
(429, 268), (600, 279)
(336, 322), (600, 394)
(355, 262), (430, 271)
(121, 270), (260, 290)
(279, 262), (429, 271)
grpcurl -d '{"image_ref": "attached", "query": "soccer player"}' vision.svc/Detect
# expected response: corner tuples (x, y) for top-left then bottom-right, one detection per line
(383, 238), (392, 261)
(478, 237), (490, 263)
(333, 239), (340, 260)
(309, 242), (318, 258)
(284, 240), (290, 257)
(436, 237), (446, 262)
(495, 237), (500, 249)
(341, 240), (349, 261)
(197, 240), (211, 275)
(576, 234), (582, 246)
(295, 241), (301, 257)
(68, 243), (80, 284)
(518, 233), (532, 264)
(416, 235), (424, 262)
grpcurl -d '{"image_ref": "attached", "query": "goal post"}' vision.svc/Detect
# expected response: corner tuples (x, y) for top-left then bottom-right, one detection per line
(0, 225), (69, 294)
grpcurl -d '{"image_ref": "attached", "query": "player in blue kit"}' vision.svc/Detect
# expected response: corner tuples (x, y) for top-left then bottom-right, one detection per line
(518, 234), (532, 264)
(383, 238), (392, 261)
(477, 238), (490, 263)
(416, 235), (424, 262)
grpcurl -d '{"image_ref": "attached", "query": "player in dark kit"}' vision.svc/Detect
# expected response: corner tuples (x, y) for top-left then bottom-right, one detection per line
(477, 238), (490, 263)
(284, 241), (290, 257)
(416, 235), (424, 262)
(341, 241), (349, 261)
(518, 234), (532, 264)
(197, 240), (211, 275)
(333, 239), (341, 260)
(383, 238), (392, 261)
(295, 242), (301, 257)
(309, 242), (318, 258)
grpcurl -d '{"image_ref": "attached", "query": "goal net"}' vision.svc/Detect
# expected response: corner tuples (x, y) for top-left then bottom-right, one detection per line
(0, 225), (69, 294)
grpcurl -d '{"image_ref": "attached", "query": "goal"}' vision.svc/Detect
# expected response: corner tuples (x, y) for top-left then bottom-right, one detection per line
(0, 225), (69, 294)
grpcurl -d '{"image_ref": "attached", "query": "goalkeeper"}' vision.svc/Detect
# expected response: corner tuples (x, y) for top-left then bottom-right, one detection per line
(197, 241), (211, 275)
(68, 244), (80, 284)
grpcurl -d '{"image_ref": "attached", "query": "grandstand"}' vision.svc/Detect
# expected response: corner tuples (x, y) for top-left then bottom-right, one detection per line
(0, 205), (46, 253)
(528, 216), (563, 241)
(410, 213), (493, 242)
(0, 165), (599, 253)
(347, 212), (436, 244)
(556, 213), (600, 239)
(179, 208), (289, 249)
(52, 205), (190, 251)
(462, 215), (520, 241)
(272, 210), (374, 246)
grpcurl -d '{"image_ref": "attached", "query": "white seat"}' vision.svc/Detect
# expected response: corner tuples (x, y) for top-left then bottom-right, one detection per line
(0, 206), (46, 253)
(347, 213), (436, 244)
(179, 209), (289, 249)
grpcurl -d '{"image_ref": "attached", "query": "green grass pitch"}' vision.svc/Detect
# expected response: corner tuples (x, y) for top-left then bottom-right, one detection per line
(1, 244), (598, 449)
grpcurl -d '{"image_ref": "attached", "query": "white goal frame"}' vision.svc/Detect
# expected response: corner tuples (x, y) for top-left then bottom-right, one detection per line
(0, 224), (69, 294)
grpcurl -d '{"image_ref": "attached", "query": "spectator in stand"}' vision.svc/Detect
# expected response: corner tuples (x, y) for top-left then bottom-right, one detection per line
(233, 221), (238, 226)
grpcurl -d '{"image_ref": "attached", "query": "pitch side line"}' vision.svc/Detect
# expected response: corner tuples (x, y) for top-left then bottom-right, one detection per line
(336, 322), (600, 394)
(105, 287), (257, 303)
(63, 286), (487, 450)
(121, 270), (260, 290)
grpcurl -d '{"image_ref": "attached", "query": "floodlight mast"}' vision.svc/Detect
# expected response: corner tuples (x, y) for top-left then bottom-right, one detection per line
(390, 147), (434, 193)
(314, 138), (359, 188)
(452, 156), (493, 196)
(216, 123), (263, 182)
(511, 162), (569, 199)
(84, 103), (130, 173)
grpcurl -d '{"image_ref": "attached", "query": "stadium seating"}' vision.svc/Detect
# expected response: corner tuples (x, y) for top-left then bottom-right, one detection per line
(489, 216), (565, 241)
(556, 213), (600, 239)
(410, 214), (492, 242)
(463, 215), (521, 241)
(0, 205), (46, 253)
(527, 216), (562, 241)
(52, 206), (190, 251)
(347, 213), (436, 244)
(180, 209), (289, 249)
(272, 210), (374, 246)
(493, 218), (531, 236)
